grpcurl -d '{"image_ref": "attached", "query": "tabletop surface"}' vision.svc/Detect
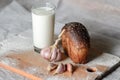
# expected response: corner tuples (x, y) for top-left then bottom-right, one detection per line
(0, 0), (120, 80)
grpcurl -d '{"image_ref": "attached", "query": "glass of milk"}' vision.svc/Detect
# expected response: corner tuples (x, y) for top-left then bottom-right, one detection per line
(32, 2), (55, 53)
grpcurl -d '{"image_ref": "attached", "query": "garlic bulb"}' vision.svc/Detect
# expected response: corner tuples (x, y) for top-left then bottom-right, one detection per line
(40, 46), (63, 62)
(40, 30), (65, 62)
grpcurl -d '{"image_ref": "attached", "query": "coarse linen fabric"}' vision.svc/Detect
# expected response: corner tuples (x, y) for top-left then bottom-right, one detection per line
(0, 0), (120, 80)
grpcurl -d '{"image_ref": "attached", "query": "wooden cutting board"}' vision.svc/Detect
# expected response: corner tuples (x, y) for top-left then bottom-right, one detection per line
(0, 49), (120, 80)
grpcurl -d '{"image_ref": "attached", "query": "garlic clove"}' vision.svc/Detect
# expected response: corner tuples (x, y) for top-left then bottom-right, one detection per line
(63, 64), (67, 72)
(50, 47), (58, 61)
(66, 63), (73, 73)
(40, 47), (52, 60)
(54, 63), (66, 75)
(47, 63), (58, 72)
(55, 49), (62, 62)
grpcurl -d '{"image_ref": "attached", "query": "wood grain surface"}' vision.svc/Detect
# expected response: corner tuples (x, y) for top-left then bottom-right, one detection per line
(0, 50), (120, 80)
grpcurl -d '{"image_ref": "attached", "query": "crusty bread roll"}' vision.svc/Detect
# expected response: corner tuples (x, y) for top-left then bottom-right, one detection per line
(61, 22), (90, 64)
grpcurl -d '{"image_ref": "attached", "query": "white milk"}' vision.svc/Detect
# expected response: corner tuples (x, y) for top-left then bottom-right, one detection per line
(32, 7), (55, 50)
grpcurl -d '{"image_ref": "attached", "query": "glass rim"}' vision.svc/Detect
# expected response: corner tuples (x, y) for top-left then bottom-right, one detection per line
(31, 2), (56, 11)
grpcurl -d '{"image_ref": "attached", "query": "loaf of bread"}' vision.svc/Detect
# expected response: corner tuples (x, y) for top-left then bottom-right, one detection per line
(61, 22), (90, 64)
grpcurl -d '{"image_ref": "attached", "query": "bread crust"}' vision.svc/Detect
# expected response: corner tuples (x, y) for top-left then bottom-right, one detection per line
(61, 22), (90, 64)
